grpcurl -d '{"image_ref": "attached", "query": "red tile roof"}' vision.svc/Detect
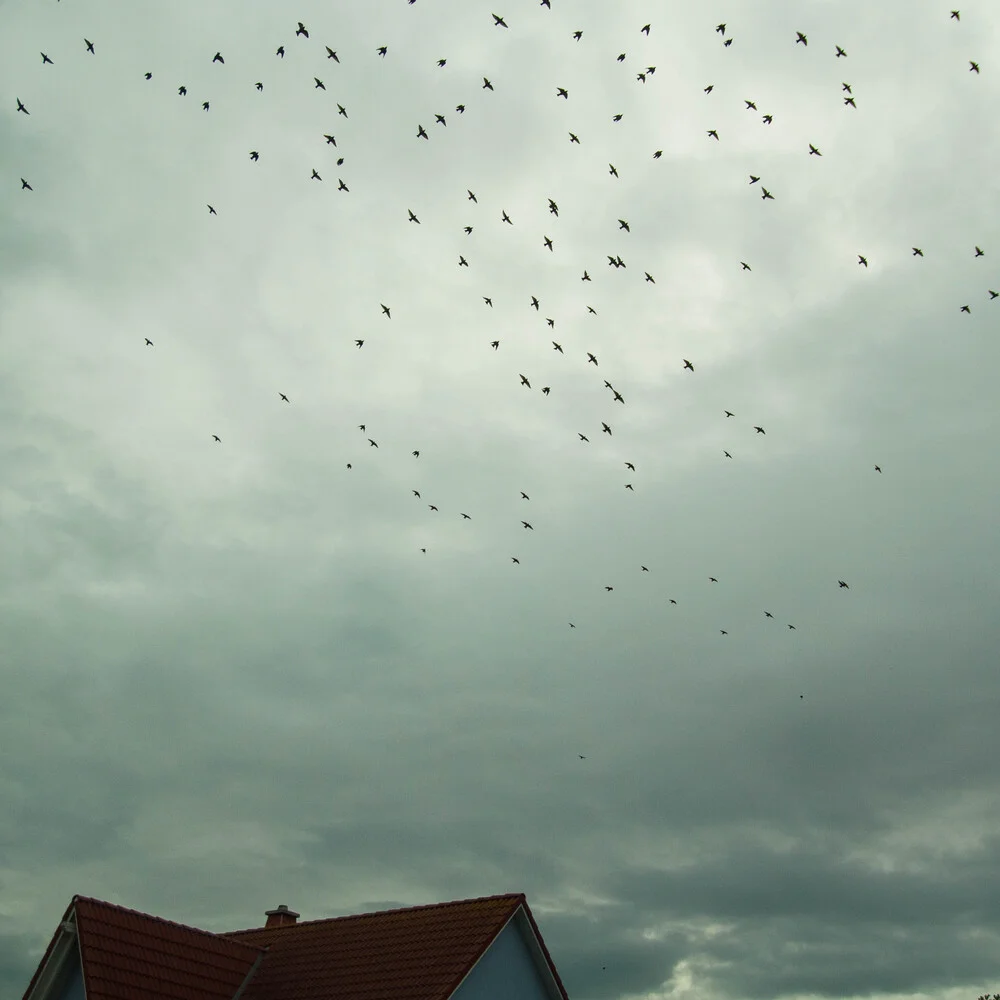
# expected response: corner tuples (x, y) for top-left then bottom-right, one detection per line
(221, 893), (535, 1000)
(23, 892), (570, 1000)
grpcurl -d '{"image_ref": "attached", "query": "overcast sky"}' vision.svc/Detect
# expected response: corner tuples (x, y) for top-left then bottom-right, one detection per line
(3, 2), (1000, 999)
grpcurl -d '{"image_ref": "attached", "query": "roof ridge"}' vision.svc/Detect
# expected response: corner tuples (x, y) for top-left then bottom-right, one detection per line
(72, 895), (265, 955)
(222, 892), (524, 936)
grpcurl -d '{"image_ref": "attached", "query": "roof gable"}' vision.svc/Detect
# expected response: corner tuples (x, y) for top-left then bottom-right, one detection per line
(449, 908), (566, 1000)
(221, 893), (527, 1000)
(24, 896), (266, 1000)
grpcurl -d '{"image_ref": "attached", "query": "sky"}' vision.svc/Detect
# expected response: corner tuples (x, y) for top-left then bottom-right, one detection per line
(2, 1), (1000, 999)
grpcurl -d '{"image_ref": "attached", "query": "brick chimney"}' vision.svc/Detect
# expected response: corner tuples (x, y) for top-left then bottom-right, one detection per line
(264, 905), (300, 928)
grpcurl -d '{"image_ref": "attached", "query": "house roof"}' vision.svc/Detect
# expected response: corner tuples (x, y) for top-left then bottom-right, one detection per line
(22, 896), (265, 1000)
(23, 892), (571, 1000)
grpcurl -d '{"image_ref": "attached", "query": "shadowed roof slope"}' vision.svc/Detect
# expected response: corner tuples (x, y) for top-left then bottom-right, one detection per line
(221, 892), (555, 1000)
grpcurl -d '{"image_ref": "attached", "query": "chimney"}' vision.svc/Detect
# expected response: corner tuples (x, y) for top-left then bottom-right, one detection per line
(264, 905), (300, 928)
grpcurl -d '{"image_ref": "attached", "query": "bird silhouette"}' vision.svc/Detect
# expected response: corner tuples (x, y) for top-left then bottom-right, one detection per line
(16, 99), (29, 115)
(683, 359), (694, 371)
(212, 52), (224, 64)
(20, 178), (32, 190)
(839, 580), (849, 588)
(970, 61), (980, 73)
(808, 144), (822, 156)
(493, 13), (508, 27)
(796, 32), (808, 45)
(85, 39), (95, 53)
(279, 393), (289, 402)
(836, 45), (847, 57)
(761, 188), (775, 200)
(327, 47), (338, 60)
(212, 435), (221, 443)
(754, 425), (765, 434)
(858, 255), (868, 267)
(975, 246), (985, 257)
(144, 338), (153, 346)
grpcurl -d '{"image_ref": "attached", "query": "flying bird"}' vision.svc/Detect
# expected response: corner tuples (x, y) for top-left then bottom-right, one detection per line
(212, 435), (221, 442)
(761, 188), (774, 200)
(754, 425), (765, 434)
(912, 247), (923, 256)
(543, 236), (553, 251)
(625, 462), (635, 471)
(202, 102), (210, 110)
(408, 209), (420, 223)
(579, 433), (589, 442)
(553, 342), (563, 353)
(762, 113), (773, 124)
(951, 10), (960, 18)
(85, 39), (95, 53)
(276, 45), (285, 57)
(796, 32), (808, 45)
(41, 52), (54, 64)
(602, 422), (612, 435)
(642, 23), (650, 34)
(377, 46), (387, 57)
(808, 144), (822, 155)
(683, 359), (694, 371)
(858, 255), (868, 267)
(520, 374), (531, 387)
(369, 439), (379, 448)
(569, 132), (580, 143)
(435, 114), (446, 126)
(975, 246), (985, 256)
(557, 87), (568, 98)
(989, 290), (998, 299)
(835, 45), (847, 57)
(619, 219), (630, 231)
(490, 339), (499, 349)
(250, 151), (259, 161)
(20, 178), (32, 190)
(483, 77), (494, 90)
(875, 465), (882, 473)
(324, 134), (337, 145)
(502, 210), (512, 224)
(745, 100), (757, 110)
(327, 47), (339, 60)
(839, 580), (849, 588)
(459, 256), (468, 266)
(355, 339), (363, 347)
(707, 129), (719, 140)
(296, 22), (309, 37)
(970, 61), (979, 73)
(484, 297), (493, 307)
(16, 99), (29, 114)
(522, 521), (533, 530)
(844, 96), (857, 107)
(704, 84), (714, 93)
(741, 262), (751, 271)
(381, 304), (391, 317)
(338, 178), (349, 191)
(716, 23), (726, 34)
(531, 296), (539, 309)
(587, 353), (598, 365)
(311, 169), (322, 180)
(750, 176), (760, 184)
(417, 124), (428, 139)
(207, 205), (217, 215)
(338, 104), (348, 117)
(493, 13), (508, 27)
(144, 338), (153, 346)
(279, 393), (289, 402)
(256, 82), (263, 91)
(315, 78), (326, 89)
(645, 272), (655, 283)
(960, 305), (971, 313)
(212, 52), (224, 63)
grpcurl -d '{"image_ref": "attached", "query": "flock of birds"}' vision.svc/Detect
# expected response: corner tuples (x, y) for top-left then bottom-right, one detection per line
(9, 5), (993, 655)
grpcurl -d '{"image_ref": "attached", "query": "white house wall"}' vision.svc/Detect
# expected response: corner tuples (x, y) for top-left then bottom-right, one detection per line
(449, 914), (558, 1000)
